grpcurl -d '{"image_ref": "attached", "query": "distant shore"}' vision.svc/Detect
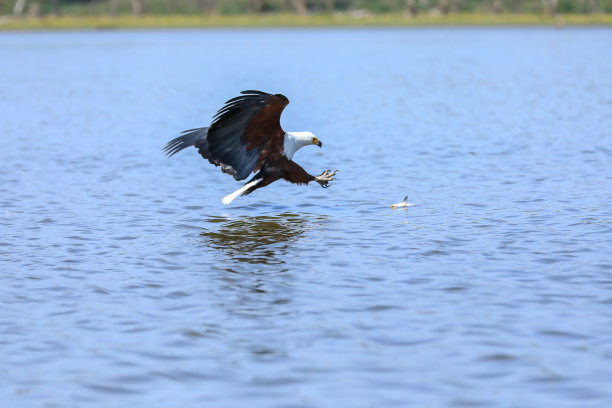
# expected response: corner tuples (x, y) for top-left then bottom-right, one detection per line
(1, 13), (612, 30)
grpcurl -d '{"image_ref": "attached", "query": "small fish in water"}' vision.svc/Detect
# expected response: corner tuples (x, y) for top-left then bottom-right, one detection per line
(391, 195), (416, 209)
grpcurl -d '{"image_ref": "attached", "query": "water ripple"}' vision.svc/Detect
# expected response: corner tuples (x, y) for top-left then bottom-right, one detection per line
(2, 28), (612, 408)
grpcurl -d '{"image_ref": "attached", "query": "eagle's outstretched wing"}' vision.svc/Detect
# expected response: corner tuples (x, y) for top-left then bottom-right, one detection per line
(164, 90), (289, 181)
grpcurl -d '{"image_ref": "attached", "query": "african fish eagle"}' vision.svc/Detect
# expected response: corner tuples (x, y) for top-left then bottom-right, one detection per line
(164, 90), (337, 204)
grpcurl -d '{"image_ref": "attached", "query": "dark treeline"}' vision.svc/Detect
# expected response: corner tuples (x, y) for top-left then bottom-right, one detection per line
(3, 0), (611, 16)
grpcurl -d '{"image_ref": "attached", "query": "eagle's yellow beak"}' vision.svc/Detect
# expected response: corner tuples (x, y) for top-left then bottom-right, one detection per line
(313, 138), (322, 148)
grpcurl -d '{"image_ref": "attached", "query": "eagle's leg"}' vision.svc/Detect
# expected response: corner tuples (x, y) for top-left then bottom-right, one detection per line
(314, 169), (337, 188)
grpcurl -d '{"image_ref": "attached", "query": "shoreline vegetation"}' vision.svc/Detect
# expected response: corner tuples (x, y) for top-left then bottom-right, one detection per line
(1, 13), (612, 30)
(1, 0), (611, 30)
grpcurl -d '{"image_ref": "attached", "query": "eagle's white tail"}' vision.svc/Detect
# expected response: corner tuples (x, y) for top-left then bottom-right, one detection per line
(222, 179), (262, 205)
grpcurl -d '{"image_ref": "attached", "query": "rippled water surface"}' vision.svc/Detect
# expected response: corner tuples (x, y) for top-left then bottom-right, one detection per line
(1, 28), (612, 407)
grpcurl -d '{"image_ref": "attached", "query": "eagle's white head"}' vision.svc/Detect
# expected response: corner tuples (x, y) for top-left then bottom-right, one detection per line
(284, 131), (322, 160)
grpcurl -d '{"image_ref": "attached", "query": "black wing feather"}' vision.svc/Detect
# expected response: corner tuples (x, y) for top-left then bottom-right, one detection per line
(205, 90), (275, 180)
(164, 90), (285, 181)
(163, 127), (208, 157)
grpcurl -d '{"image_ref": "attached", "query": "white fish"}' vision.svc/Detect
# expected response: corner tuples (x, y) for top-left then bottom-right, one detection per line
(391, 195), (416, 209)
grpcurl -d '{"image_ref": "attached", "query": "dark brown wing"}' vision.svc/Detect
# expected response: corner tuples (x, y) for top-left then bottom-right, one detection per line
(205, 90), (289, 180)
(244, 94), (289, 172)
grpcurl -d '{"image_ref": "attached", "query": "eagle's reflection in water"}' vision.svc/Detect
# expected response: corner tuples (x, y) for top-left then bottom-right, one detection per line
(201, 212), (325, 266)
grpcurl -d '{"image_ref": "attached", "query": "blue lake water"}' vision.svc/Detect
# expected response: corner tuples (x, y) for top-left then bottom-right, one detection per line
(1, 28), (612, 407)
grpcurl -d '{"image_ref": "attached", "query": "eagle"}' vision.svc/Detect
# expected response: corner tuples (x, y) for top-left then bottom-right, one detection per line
(164, 90), (337, 204)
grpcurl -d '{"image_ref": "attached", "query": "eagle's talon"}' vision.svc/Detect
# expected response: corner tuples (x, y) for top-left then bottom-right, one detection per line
(315, 169), (337, 188)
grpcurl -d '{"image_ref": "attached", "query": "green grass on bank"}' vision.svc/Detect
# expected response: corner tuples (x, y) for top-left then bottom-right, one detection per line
(1, 13), (612, 30)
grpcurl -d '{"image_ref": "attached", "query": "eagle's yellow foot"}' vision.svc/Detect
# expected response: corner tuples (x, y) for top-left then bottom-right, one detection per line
(315, 169), (337, 188)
